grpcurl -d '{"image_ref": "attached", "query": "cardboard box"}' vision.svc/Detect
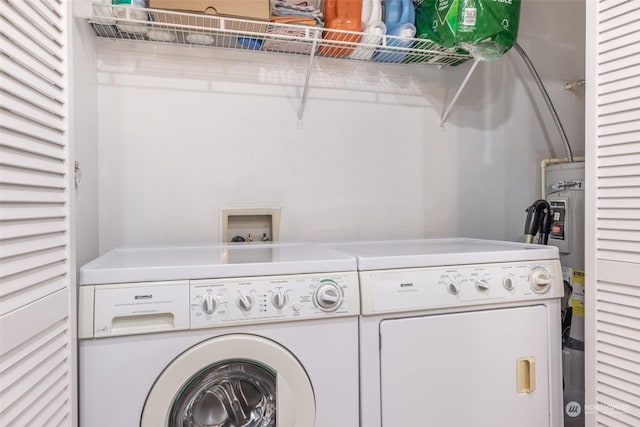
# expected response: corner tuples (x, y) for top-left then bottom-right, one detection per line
(149, 0), (270, 32)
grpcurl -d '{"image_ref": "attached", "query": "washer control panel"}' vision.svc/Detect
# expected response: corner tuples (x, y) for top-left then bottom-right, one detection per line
(360, 260), (563, 315)
(79, 272), (359, 338)
(190, 272), (359, 329)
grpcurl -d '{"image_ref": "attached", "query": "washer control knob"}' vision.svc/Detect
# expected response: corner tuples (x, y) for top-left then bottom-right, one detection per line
(314, 281), (342, 311)
(475, 279), (490, 292)
(447, 281), (461, 295)
(236, 293), (254, 312)
(200, 294), (218, 315)
(271, 290), (288, 309)
(503, 276), (516, 291)
(530, 268), (552, 293)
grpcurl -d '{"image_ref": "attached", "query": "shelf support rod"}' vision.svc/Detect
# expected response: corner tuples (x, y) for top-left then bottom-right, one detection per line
(297, 32), (320, 127)
(440, 59), (479, 127)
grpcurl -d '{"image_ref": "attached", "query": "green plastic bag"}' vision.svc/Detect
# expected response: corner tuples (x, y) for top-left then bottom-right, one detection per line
(415, 0), (521, 61)
(415, 0), (459, 48)
(456, 0), (521, 60)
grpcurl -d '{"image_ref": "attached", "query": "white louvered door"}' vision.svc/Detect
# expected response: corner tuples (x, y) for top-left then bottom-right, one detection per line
(585, 0), (640, 426)
(0, 0), (76, 425)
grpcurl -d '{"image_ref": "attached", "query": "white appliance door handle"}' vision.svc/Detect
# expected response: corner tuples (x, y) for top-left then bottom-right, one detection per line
(516, 357), (536, 393)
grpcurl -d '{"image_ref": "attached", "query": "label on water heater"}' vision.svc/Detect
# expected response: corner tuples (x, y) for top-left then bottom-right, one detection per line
(564, 267), (585, 343)
(570, 269), (585, 318)
(549, 200), (566, 241)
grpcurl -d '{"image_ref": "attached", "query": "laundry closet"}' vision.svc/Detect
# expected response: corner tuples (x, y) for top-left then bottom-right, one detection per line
(71, 0), (585, 267)
(2, 0), (638, 426)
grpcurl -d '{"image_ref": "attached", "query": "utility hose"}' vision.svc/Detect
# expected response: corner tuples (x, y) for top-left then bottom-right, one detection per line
(513, 42), (575, 162)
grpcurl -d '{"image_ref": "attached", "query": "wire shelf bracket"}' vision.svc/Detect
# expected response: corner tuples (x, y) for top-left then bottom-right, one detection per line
(297, 33), (319, 127)
(440, 59), (479, 128)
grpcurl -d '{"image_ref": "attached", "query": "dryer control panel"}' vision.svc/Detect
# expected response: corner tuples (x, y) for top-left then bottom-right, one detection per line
(190, 272), (359, 329)
(359, 260), (563, 315)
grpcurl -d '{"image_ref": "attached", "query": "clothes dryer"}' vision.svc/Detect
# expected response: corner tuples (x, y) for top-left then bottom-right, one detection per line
(78, 243), (360, 427)
(328, 238), (565, 427)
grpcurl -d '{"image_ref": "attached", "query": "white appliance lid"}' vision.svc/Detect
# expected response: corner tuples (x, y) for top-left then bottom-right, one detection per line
(327, 238), (559, 270)
(80, 243), (357, 285)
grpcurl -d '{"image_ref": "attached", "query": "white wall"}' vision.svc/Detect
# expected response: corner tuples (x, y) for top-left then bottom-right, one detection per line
(81, 0), (585, 254)
(72, 18), (100, 267)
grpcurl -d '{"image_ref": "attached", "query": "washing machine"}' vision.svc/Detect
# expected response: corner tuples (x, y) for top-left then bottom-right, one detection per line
(78, 243), (360, 427)
(328, 238), (565, 427)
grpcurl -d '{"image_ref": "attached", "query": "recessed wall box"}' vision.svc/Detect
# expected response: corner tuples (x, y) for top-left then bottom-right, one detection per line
(221, 208), (281, 243)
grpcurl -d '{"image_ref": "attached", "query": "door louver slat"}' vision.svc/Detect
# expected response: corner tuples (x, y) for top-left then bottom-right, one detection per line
(0, 261), (67, 301)
(598, 141), (640, 156)
(598, 153), (640, 167)
(598, 209), (640, 221)
(0, 111), (65, 146)
(599, 131), (640, 146)
(597, 352), (640, 374)
(1, 56), (65, 103)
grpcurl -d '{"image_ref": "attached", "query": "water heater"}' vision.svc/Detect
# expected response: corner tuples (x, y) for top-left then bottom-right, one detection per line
(545, 161), (585, 426)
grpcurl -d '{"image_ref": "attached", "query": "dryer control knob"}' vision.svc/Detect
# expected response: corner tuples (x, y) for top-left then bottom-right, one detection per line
(271, 290), (288, 309)
(200, 294), (218, 315)
(503, 276), (516, 291)
(314, 281), (342, 311)
(236, 293), (254, 312)
(447, 281), (460, 295)
(475, 279), (490, 292)
(530, 268), (552, 293)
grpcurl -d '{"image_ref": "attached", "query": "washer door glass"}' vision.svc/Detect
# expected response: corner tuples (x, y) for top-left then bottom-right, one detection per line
(142, 334), (315, 427)
(170, 361), (276, 427)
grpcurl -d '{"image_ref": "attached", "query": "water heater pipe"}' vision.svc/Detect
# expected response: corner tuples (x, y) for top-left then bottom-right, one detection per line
(513, 42), (575, 163)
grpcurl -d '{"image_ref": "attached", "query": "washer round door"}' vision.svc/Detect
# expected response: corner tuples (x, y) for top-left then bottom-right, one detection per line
(141, 334), (315, 427)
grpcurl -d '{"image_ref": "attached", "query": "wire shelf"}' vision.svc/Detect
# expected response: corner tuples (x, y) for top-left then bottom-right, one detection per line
(88, 3), (472, 67)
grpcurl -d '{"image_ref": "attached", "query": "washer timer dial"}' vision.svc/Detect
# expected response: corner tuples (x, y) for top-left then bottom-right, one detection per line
(314, 280), (342, 311)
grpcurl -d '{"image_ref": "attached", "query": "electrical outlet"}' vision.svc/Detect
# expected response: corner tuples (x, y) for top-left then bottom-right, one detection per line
(220, 208), (281, 244)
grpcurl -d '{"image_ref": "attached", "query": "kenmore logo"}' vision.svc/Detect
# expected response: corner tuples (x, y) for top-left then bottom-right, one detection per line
(135, 294), (152, 300)
(400, 283), (414, 288)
